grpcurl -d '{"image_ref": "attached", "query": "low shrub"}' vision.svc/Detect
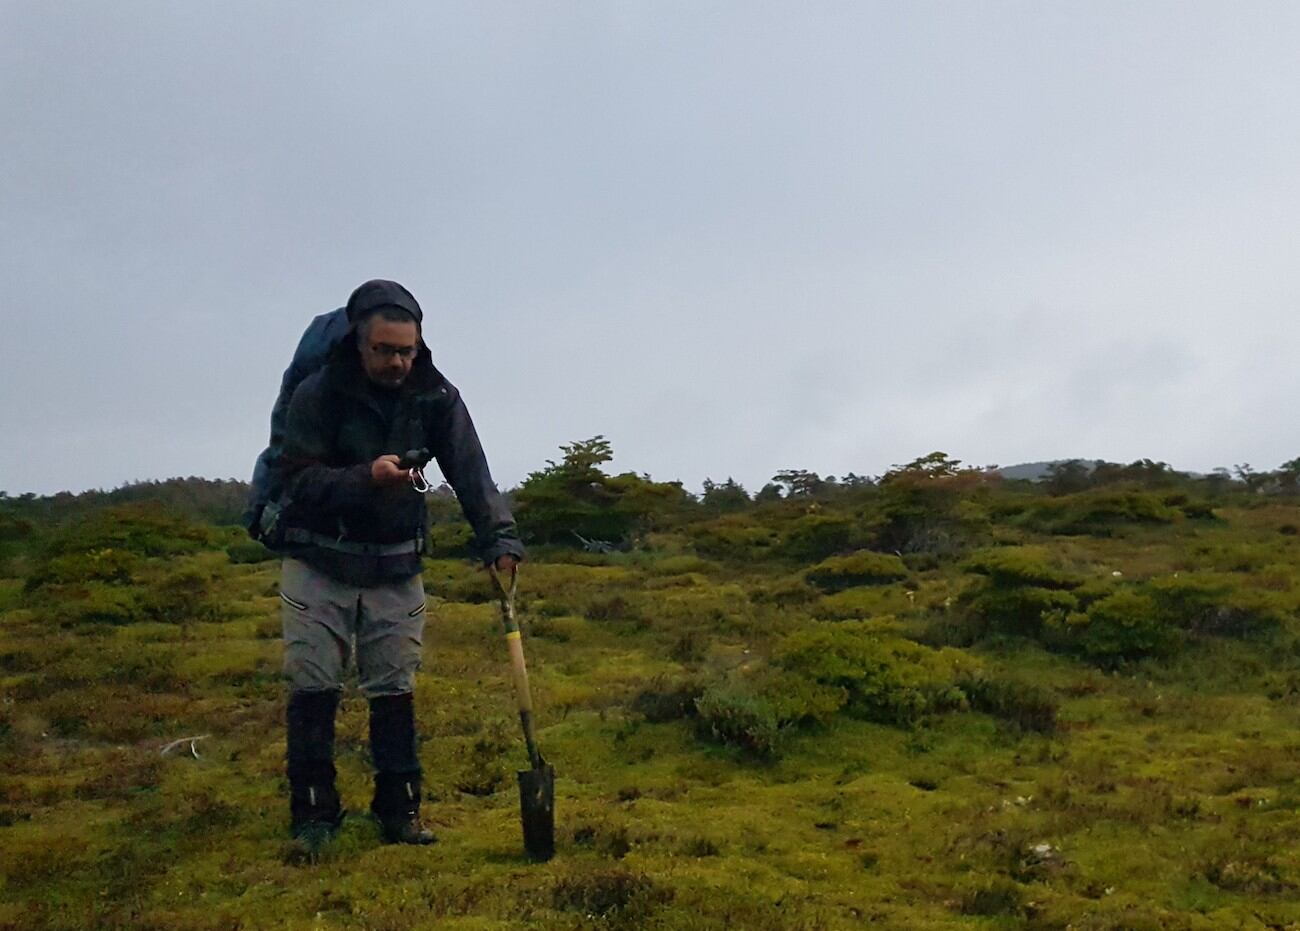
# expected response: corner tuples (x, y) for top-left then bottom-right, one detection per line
(668, 629), (707, 663)
(694, 681), (784, 759)
(959, 877), (1026, 917)
(775, 623), (972, 725)
(958, 547), (1081, 638)
(1201, 851), (1294, 896)
(143, 566), (226, 624)
(1184, 542), (1279, 573)
(689, 515), (780, 561)
(519, 563), (636, 600)
(423, 558), (494, 604)
(225, 539), (276, 565)
(758, 669), (848, 725)
(1054, 589), (1181, 664)
(426, 522), (473, 558)
(812, 586), (914, 621)
(1152, 490), (1219, 520)
(1146, 572), (1289, 636)
(60, 583), (149, 626)
(751, 575), (818, 606)
(775, 513), (866, 561)
(585, 594), (636, 622)
(694, 669), (843, 758)
(39, 504), (213, 560)
(957, 672), (1059, 734)
(805, 550), (908, 592)
(652, 584), (751, 630)
(961, 560), (1287, 663)
(23, 547), (142, 593)
(1069, 577), (1123, 607)
(632, 679), (703, 723)
(962, 547), (1079, 590)
(961, 586), (1079, 638)
(1019, 489), (1183, 535)
(527, 614), (584, 642)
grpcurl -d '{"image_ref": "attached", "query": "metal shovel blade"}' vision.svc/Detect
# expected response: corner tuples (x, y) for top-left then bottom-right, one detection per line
(518, 762), (555, 861)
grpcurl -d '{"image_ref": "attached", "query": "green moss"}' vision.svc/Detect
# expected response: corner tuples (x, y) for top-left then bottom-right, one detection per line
(648, 554), (719, 576)
(7, 479), (1300, 928)
(0, 579), (23, 611)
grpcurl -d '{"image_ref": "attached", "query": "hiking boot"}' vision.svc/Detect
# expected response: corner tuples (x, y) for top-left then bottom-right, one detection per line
(290, 805), (346, 861)
(371, 771), (436, 845)
(287, 782), (346, 862)
(291, 783), (345, 833)
(377, 811), (437, 846)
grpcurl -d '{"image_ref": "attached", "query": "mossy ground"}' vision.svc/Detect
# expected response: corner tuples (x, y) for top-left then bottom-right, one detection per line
(5, 498), (1300, 929)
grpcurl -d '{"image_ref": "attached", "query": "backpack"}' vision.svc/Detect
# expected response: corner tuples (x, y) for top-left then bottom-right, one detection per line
(243, 307), (351, 543)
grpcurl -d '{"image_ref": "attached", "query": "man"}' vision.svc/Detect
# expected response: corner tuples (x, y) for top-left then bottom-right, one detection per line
(272, 279), (524, 849)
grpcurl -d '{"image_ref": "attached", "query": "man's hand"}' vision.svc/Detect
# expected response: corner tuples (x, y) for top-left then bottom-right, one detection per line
(370, 454), (408, 488)
(494, 554), (519, 573)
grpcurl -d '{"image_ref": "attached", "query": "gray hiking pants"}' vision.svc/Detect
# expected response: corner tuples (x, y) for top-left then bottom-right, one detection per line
(280, 558), (427, 697)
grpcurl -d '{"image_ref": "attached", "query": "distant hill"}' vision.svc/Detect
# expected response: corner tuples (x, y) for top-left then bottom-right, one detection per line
(995, 460), (1105, 482)
(996, 459), (1210, 482)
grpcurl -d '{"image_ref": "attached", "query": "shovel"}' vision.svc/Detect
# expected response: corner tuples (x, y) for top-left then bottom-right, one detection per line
(489, 564), (555, 861)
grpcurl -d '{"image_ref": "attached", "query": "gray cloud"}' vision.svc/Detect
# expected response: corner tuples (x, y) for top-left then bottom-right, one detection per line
(3, 3), (1298, 495)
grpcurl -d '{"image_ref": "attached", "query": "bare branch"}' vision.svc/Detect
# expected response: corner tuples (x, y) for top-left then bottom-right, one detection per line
(160, 735), (210, 758)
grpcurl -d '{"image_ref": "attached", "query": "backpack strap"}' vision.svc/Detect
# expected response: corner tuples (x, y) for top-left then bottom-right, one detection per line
(282, 528), (423, 557)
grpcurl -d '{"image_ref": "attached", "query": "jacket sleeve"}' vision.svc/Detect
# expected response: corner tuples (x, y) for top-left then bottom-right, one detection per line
(429, 386), (526, 565)
(280, 378), (373, 519)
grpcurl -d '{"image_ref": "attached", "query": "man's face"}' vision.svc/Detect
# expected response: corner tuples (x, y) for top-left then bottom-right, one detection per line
(359, 318), (420, 388)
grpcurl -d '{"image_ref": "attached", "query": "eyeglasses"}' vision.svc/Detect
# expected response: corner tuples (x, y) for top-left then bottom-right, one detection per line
(368, 343), (418, 361)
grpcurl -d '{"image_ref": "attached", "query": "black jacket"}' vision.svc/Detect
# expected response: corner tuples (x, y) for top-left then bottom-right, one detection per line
(277, 334), (524, 587)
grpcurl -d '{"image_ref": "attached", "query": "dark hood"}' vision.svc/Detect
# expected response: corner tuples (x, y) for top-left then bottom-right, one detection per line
(339, 278), (438, 395)
(345, 279), (424, 325)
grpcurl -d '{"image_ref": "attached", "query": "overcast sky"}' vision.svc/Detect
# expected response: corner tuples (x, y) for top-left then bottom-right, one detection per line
(2, 2), (1297, 496)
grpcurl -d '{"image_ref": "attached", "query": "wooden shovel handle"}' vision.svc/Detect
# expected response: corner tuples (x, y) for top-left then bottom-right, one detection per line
(489, 565), (544, 769)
